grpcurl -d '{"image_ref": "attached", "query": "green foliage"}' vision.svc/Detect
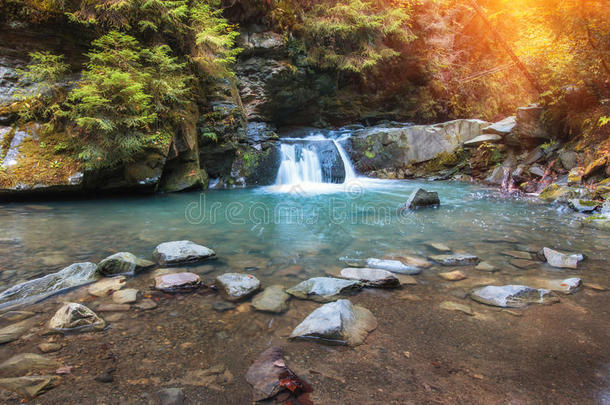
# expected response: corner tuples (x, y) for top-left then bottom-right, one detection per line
(301, 0), (417, 73)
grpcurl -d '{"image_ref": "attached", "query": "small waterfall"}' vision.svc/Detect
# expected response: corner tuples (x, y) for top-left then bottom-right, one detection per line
(273, 130), (358, 187)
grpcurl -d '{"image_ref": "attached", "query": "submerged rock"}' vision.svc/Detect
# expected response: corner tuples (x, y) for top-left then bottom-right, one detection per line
(475, 262), (497, 272)
(366, 258), (423, 275)
(568, 199), (599, 213)
(112, 288), (139, 304)
(439, 301), (474, 316)
(150, 387), (186, 405)
(135, 299), (157, 310)
(429, 254), (479, 266)
(339, 268), (400, 288)
(0, 319), (35, 344)
(439, 270), (467, 281)
(0, 353), (59, 377)
(153, 240), (215, 266)
(470, 285), (558, 308)
(38, 343), (61, 353)
(154, 272), (201, 293)
(524, 277), (582, 294)
(215, 273), (260, 301)
(287, 277), (362, 302)
(426, 242), (451, 252)
(97, 252), (154, 276)
(88, 276), (126, 297)
(290, 299), (376, 346)
(402, 188), (440, 210)
(48, 303), (106, 333)
(0, 311), (35, 322)
(0, 262), (98, 309)
(251, 285), (290, 313)
(0, 375), (61, 398)
(542, 247), (583, 269)
(245, 347), (301, 402)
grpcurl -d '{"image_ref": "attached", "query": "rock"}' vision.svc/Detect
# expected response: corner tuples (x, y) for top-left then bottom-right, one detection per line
(38, 343), (61, 353)
(510, 259), (539, 269)
(97, 304), (130, 312)
(212, 301), (236, 312)
(112, 288), (139, 304)
(339, 268), (400, 288)
(153, 240), (215, 266)
(542, 247), (582, 269)
(215, 273), (261, 301)
(88, 276), (126, 297)
(532, 277), (582, 294)
(251, 285), (290, 313)
(439, 301), (474, 316)
(427, 242), (451, 252)
(0, 311), (35, 322)
(48, 303), (106, 332)
(168, 364), (233, 390)
(439, 270), (466, 281)
(583, 283), (607, 291)
(94, 371), (114, 383)
(584, 156), (607, 178)
(0, 353), (59, 377)
(559, 151), (579, 170)
(482, 116), (516, 135)
(463, 134), (502, 147)
(568, 199), (599, 213)
(514, 105), (550, 141)
(287, 277), (363, 302)
(396, 275), (418, 285)
(0, 262), (98, 309)
(474, 262), (497, 272)
(502, 251), (532, 260)
(135, 299), (158, 310)
(402, 188), (440, 210)
(471, 285), (558, 308)
(0, 319), (34, 344)
(150, 387), (186, 405)
(349, 258), (422, 275)
(290, 299), (377, 345)
(485, 166), (508, 185)
(154, 272), (201, 293)
(567, 167), (584, 185)
(97, 252), (155, 276)
(528, 165), (546, 177)
(0, 375), (61, 398)
(429, 254), (479, 266)
(245, 347), (299, 402)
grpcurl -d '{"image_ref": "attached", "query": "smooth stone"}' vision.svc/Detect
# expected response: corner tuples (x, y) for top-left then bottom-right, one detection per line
(524, 277), (582, 294)
(245, 347), (294, 402)
(475, 262), (497, 272)
(502, 251), (532, 260)
(0, 319), (34, 344)
(153, 240), (215, 266)
(396, 275), (418, 285)
(48, 303), (106, 332)
(154, 272), (201, 293)
(569, 199), (599, 213)
(584, 283), (607, 291)
(150, 387), (186, 405)
(339, 268), (400, 288)
(482, 115), (516, 135)
(0, 262), (99, 309)
(88, 276), (126, 297)
(0, 375), (61, 398)
(135, 299), (157, 310)
(97, 304), (130, 312)
(290, 299), (377, 346)
(0, 310), (35, 322)
(427, 242), (451, 252)
(97, 252), (155, 276)
(38, 343), (61, 353)
(543, 247), (582, 269)
(402, 188), (440, 210)
(0, 353), (59, 377)
(463, 134), (502, 146)
(112, 288), (139, 304)
(215, 273), (261, 301)
(509, 259), (539, 269)
(393, 255), (432, 269)
(95, 371), (114, 383)
(429, 254), (479, 266)
(471, 285), (558, 308)
(104, 313), (124, 322)
(366, 258), (422, 275)
(212, 301), (236, 312)
(252, 285), (290, 313)
(286, 277), (363, 302)
(439, 301), (474, 316)
(439, 270), (467, 281)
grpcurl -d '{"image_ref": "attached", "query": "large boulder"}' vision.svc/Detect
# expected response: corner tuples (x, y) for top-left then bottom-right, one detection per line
(290, 299), (377, 346)
(286, 277), (363, 302)
(402, 188), (440, 210)
(215, 273), (261, 301)
(470, 285), (558, 308)
(0, 262), (98, 309)
(482, 116), (516, 135)
(153, 241), (215, 266)
(48, 303), (106, 333)
(97, 252), (154, 276)
(514, 105), (550, 143)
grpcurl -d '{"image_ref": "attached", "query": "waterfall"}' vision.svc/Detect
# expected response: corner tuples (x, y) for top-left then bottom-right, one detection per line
(274, 131), (358, 187)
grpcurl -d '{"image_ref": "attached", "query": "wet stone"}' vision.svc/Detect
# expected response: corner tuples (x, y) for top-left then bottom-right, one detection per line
(153, 240), (215, 266)
(542, 247), (583, 269)
(97, 304), (130, 312)
(38, 343), (62, 353)
(429, 254), (479, 266)
(502, 251), (532, 260)
(135, 299), (158, 310)
(88, 276), (126, 297)
(0, 310), (35, 322)
(427, 242), (451, 252)
(439, 301), (474, 316)
(48, 303), (106, 333)
(471, 285), (559, 308)
(0, 375), (62, 398)
(475, 262), (497, 272)
(439, 270), (467, 281)
(287, 277), (363, 302)
(0, 319), (35, 344)
(339, 268), (400, 288)
(98, 252), (154, 276)
(0, 353), (59, 377)
(402, 188), (440, 209)
(252, 285), (290, 313)
(346, 258), (423, 275)
(150, 387), (186, 405)
(154, 272), (201, 293)
(212, 301), (236, 312)
(112, 288), (139, 304)
(509, 259), (539, 269)
(215, 273), (261, 301)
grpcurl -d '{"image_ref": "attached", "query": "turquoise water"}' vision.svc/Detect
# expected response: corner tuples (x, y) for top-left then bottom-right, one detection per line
(0, 178), (608, 291)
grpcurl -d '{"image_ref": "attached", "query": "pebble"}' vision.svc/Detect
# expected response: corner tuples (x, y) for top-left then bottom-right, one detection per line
(38, 343), (62, 353)
(135, 299), (157, 310)
(439, 270), (467, 281)
(212, 301), (236, 312)
(474, 262), (496, 272)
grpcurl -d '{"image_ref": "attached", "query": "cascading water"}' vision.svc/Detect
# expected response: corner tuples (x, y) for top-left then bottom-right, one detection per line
(273, 130), (359, 189)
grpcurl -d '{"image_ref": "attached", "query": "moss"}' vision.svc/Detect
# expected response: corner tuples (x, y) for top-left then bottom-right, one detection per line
(364, 150), (375, 159)
(1, 127), (16, 159)
(577, 199), (600, 207)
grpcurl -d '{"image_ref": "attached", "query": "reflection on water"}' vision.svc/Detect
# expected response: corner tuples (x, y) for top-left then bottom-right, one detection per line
(1, 179), (608, 292)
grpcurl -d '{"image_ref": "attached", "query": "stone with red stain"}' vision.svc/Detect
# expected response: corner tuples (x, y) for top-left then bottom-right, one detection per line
(154, 272), (201, 293)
